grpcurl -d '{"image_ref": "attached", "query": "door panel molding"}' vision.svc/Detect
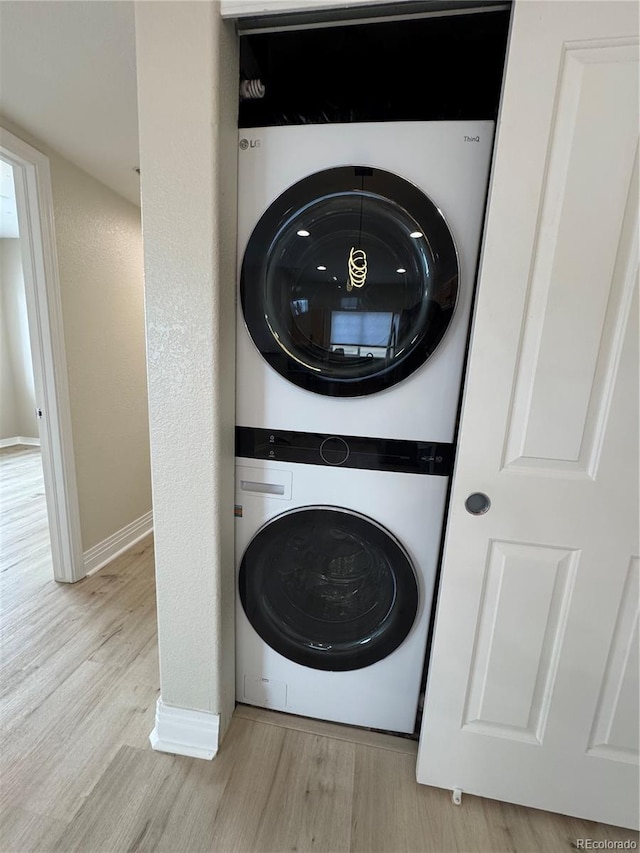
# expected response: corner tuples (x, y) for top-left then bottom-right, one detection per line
(502, 39), (639, 477)
(588, 555), (640, 763)
(462, 540), (578, 745)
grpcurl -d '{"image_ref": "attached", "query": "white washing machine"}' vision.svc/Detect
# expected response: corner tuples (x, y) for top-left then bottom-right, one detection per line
(237, 121), (494, 442)
(235, 434), (451, 734)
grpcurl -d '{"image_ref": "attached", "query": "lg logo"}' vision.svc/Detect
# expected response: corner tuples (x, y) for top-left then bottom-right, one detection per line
(239, 138), (260, 150)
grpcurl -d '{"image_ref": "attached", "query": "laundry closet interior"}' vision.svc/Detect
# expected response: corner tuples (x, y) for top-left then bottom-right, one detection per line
(231, 0), (511, 737)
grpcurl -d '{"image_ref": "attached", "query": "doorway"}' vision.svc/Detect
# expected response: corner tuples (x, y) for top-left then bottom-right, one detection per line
(0, 129), (83, 583)
(0, 157), (54, 583)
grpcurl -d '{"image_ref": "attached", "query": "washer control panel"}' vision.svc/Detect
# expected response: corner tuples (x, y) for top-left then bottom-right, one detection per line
(236, 426), (453, 476)
(319, 437), (350, 466)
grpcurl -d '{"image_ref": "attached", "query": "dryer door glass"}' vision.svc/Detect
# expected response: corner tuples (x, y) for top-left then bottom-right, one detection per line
(241, 166), (459, 397)
(239, 507), (419, 671)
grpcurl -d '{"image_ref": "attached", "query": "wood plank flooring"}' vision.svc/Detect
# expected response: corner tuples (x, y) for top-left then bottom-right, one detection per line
(1, 445), (638, 852)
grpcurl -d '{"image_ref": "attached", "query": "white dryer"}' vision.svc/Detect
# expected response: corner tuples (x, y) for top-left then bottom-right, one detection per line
(235, 430), (451, 733)
(236, 121), (494, 443)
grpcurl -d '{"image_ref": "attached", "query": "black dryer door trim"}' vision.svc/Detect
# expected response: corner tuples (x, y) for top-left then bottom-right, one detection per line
(241, 165), (459, 397)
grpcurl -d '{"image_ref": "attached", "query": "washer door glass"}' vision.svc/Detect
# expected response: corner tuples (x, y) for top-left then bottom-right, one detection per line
(239, 507), (419, 671)
(241, 166), (459, 397)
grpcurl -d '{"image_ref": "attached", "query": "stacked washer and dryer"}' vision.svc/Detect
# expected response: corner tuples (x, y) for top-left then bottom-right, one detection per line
(235, 122), (493, 734)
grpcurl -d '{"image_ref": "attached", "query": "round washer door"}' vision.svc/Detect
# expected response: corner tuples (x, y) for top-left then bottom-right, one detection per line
(241, 166), (459, 397)
(239, 507), (419, 672)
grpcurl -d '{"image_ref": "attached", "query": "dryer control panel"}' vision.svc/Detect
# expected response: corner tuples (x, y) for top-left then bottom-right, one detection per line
(236, 426), (453, 477)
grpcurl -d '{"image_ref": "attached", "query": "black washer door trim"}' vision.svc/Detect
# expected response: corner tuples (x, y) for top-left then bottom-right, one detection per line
(239, 506), (419, 671)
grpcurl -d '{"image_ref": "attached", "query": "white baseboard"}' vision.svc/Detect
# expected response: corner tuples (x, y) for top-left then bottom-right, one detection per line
(84, 510), (153, 575)
(150, 698), (220, 760)
(0, 436), (41, 448)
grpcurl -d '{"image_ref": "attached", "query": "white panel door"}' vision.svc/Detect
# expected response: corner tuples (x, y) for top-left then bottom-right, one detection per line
(417, 0), (639, 830)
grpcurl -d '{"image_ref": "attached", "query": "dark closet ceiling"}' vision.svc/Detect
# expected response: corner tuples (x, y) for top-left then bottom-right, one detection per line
(239, 6), (511, 127)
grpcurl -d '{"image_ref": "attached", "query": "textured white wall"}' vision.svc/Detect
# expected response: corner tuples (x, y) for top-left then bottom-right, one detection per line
(135, 1), (238, 728)
(51, 158), (151, 551)
(49, 152), (151, 552)
(0, 115), (151, 553)
(0, 237), (37, 439)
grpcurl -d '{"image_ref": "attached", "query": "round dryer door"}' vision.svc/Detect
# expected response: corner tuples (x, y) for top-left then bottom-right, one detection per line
(241, 166), (459, 397)
(239, 507), (419, 671)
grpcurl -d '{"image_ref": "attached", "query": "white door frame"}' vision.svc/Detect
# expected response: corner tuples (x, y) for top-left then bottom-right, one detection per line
(0, 127), (84, 583)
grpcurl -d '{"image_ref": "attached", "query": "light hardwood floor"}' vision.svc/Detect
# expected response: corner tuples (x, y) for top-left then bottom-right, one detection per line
(1, 445), (638, 852)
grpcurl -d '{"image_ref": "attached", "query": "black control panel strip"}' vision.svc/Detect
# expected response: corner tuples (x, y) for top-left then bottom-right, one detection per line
(236, 426), (454, 477)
